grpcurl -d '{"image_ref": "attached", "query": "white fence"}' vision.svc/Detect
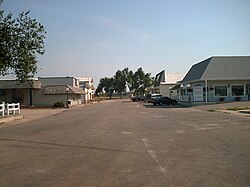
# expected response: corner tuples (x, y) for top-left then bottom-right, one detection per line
(0, 102), (4, 116)
(0, 102), (21, 117)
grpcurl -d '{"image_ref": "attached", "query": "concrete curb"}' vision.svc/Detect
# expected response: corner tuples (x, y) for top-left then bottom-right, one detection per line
(0, 114), (23, 124)
(239, 110), (250, 114)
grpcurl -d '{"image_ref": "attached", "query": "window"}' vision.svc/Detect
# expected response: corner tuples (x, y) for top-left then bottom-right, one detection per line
(79, 81), (84, 86)
(231, 85), (244, 96)
(75, 79), (79, 86)
(215, 86), (227, 96)
(0, 89), (6, 96)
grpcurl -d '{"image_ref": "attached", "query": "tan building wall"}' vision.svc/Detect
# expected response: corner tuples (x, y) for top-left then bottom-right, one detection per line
(160, 84), (175, 97)
(0, 77), (84, 107)
(38, 77), (79, 87)
(33, 88), (82, 106)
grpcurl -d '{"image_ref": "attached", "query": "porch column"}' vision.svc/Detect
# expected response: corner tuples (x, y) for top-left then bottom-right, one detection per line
(12, 89), (16, 102)
(205, 80), (208, 102)
(29, 88), (33, 106)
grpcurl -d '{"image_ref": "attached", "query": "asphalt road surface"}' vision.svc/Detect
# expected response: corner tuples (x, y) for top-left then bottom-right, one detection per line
(0, 100), (250, 187)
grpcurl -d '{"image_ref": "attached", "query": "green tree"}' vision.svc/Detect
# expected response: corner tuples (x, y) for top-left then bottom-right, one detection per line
(121, 67), (134, 93)
(0, 1), (46, 82)
(113, 67), (134, 94)
(95, 77), (115, 99)
(96, 67), (153, 98)
(132, 68), (153, 95)
(113, 70), (126, 94)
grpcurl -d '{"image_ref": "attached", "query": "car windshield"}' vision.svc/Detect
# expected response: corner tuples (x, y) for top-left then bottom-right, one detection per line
(155, 96), (162, 100)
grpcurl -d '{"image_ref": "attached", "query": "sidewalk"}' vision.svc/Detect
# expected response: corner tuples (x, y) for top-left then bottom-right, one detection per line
(192, 101), (250, 110)
(191, 101), (250, 117)
(0, 107), (67, 128)
(0, 102), (99, 128)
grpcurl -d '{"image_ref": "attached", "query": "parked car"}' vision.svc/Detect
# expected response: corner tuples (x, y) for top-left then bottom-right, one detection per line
(145, 94), (162, 103)
(152, 96), (178, 105)
(131, 95), (146, 102)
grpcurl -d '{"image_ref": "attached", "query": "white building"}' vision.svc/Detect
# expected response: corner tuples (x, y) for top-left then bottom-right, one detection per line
(153, 70), (185, 99)
(177, 56), (250, 103)
(77, 77), (95, 103)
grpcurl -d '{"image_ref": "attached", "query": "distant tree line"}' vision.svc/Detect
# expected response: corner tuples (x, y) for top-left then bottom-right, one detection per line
(95, 67), (154, 99)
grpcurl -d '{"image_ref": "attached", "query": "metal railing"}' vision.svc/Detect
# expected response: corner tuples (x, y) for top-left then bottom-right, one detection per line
(0, 102), (21, 117)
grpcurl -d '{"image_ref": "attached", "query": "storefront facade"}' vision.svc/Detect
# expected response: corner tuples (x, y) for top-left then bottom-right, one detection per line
(179, 80), (250, 102)
(178, 56), (250, 103)
(0, 77), (85, 107)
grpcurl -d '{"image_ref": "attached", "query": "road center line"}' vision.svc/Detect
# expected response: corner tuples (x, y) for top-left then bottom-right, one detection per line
(142, 138), (166, 173)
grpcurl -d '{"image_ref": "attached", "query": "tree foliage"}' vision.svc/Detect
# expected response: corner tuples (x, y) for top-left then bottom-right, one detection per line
(96, 77), (115, 99)
(0, 1), (46, 82)
(132, 68), (153, 95)
(96, 67), (153, 98)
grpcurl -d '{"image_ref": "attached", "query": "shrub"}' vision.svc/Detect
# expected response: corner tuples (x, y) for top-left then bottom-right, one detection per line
(53, 101), (65, 107)
(235, 96), (241, 101)
(219, 97), (225, 102)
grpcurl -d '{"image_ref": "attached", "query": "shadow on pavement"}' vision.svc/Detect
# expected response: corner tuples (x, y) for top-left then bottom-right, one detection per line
(0, 138), (140, 153)
(143, 104), (185, 109)
(122, 100), (133, 103)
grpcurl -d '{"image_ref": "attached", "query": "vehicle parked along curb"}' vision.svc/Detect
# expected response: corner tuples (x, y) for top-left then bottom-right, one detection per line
(152, 96), (178, 105)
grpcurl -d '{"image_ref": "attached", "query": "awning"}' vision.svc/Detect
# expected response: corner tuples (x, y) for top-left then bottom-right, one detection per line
(43, 85), (85, 95)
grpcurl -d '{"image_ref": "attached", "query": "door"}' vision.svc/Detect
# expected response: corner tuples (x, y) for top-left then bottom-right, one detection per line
(247, 84), (250, 101)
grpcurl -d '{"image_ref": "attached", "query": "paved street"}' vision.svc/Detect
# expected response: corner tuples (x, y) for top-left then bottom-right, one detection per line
(0, 100), (250, 187)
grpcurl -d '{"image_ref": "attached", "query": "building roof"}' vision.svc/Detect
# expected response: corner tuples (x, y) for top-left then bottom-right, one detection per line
(165, 73), (185, 84)
(181, 56), (250, 83)
(43, 85), (84, 95)
(77, 77), (94, 82)
(0, 80), (41, 89)
(38, 76), (78, 80)
(170, 84), (180, 90)
(154, 70), (184, 86)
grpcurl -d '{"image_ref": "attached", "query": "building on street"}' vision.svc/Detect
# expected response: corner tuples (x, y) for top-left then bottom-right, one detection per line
(151, 70), (184, 99)
(77, 77), (95, 103)
(176, 56), (250, 103)
(0, 76), (86, 107)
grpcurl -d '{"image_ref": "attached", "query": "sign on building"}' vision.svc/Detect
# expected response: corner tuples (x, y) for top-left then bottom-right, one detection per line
(193, 83), (203, 102)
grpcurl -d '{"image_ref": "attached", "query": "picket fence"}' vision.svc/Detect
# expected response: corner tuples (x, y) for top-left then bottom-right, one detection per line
(0, 102), (21, 117)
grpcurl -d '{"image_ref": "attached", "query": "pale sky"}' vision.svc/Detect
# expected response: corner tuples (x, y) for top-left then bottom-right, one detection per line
(2, 0), (250, 85)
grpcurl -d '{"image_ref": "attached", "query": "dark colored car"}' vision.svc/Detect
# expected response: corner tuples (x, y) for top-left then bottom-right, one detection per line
(152, 96), (178, 105)
(131, 95), (146, 102)
(145, 94), (162, 103)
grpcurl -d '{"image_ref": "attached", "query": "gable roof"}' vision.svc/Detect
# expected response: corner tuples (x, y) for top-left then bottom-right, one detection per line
(165, 73), (185, 84)
(181, 56), (250, 83)
(43, 85), (84, 95)
(154, 70), (185, 86)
